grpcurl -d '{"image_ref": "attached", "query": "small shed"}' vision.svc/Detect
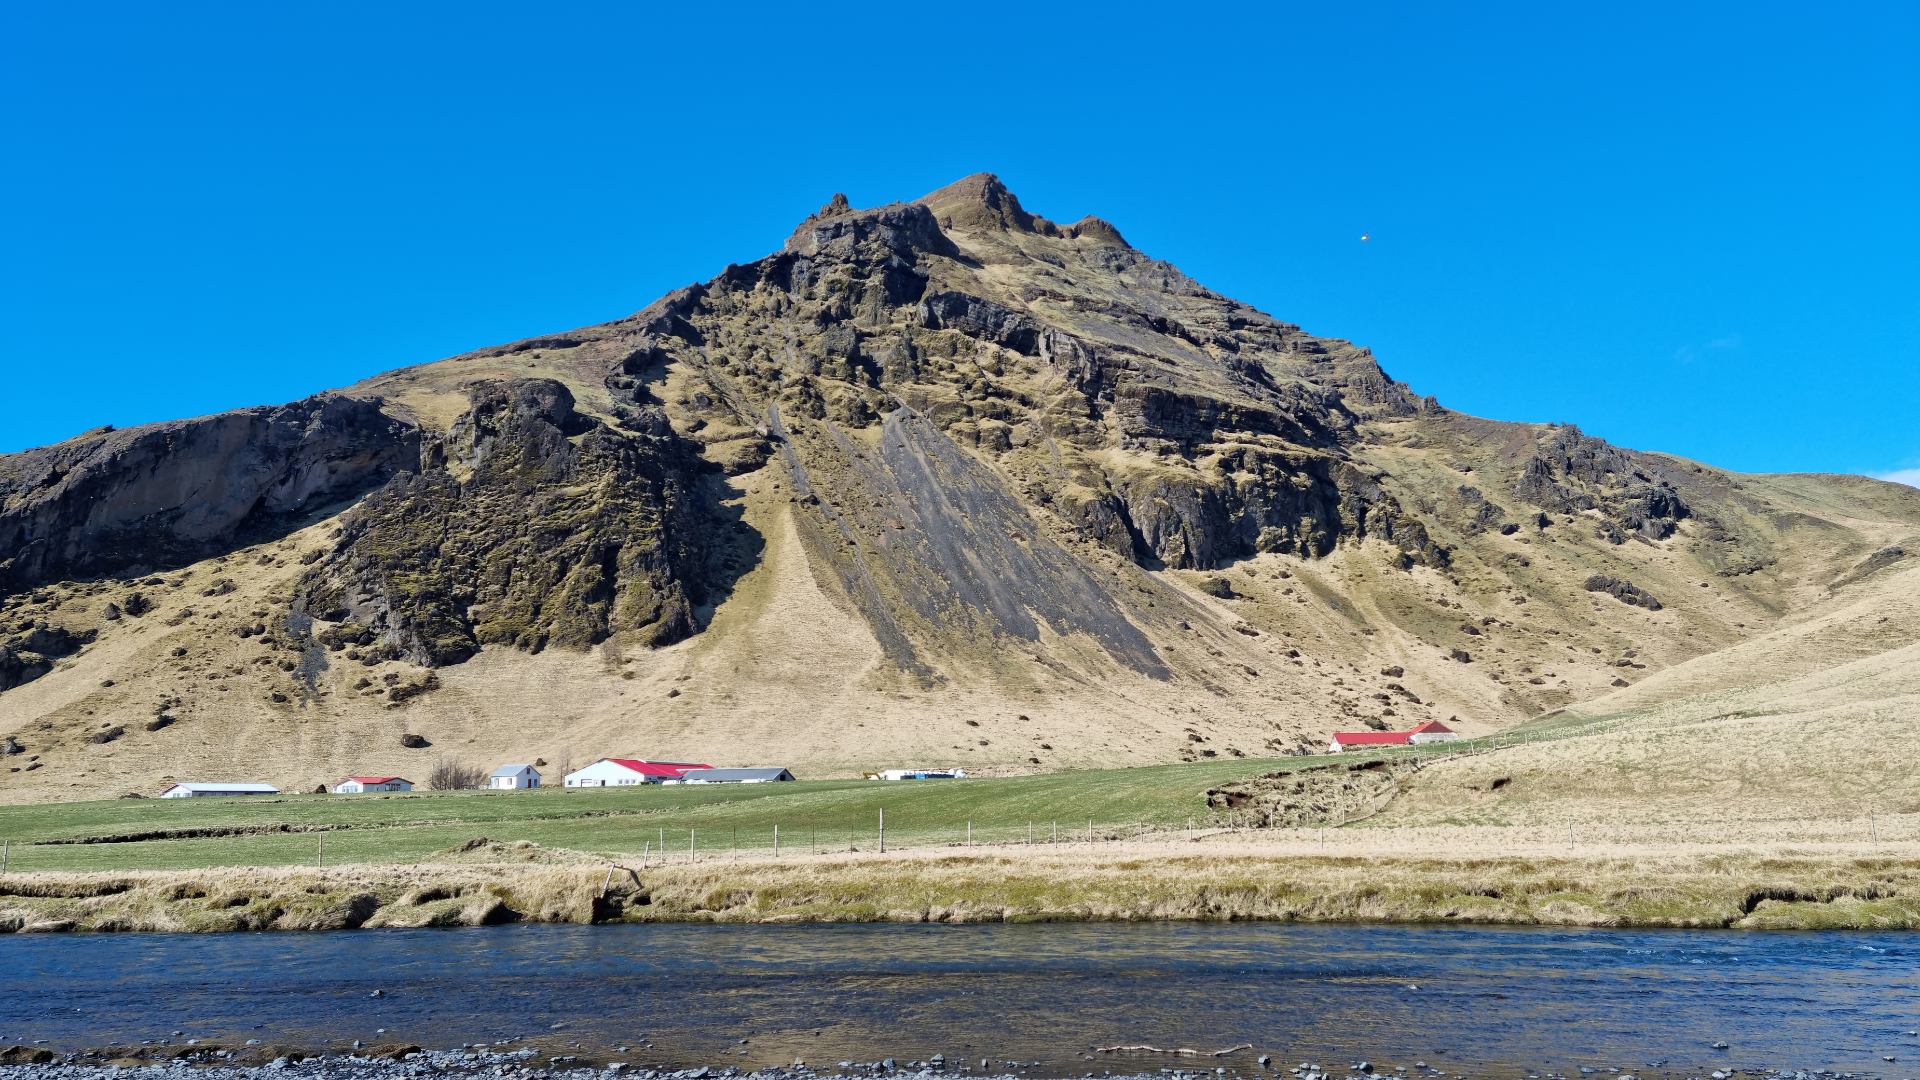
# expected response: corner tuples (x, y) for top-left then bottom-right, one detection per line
(158, 783), (280, 799)
(489, 764), (542, 790)
(679, 767), (795, 784)
(333, 776), (413, 794)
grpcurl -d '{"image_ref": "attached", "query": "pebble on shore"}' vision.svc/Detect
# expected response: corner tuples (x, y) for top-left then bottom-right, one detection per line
(0, 1046), (1899, 1080)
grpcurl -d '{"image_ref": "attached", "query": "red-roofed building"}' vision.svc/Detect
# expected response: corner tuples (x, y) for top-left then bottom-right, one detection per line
(332, 776), (413, 793)
(1327, 719), (1460, 754)
(564, 758), (713, 787)
(1327, 731), (1412, 753)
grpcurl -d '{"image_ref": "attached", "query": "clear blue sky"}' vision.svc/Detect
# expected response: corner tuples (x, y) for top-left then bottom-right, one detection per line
(3, 2), (1916, 482)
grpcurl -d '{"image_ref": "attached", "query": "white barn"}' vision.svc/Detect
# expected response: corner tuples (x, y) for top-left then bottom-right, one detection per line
(332, 776), (413, 793)
(158, 783), (280, 799)
(489, 764), (541, 790)
(565, 758), (710, 787)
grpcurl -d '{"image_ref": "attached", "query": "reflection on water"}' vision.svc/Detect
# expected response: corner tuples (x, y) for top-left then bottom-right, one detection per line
(0, 923), (1914, 1077)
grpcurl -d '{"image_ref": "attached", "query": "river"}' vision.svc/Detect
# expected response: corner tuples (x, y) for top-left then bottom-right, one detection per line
(1, 924), (1913, 1077)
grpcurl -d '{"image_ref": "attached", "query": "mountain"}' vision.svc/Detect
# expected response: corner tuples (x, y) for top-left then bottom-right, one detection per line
(2, 174), (1916, 802)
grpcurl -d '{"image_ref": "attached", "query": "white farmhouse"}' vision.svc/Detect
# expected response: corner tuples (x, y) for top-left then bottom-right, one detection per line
(489, 764), (542, 790)
(332, 776), (413, 793)
(158, 783), (280, 798)
(565, 758), (710, 787)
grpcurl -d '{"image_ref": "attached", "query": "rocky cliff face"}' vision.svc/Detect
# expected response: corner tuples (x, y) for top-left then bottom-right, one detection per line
(0, 395), (417, 594)
(3, 174), (1917, 798)
(294, 379), (743, 667)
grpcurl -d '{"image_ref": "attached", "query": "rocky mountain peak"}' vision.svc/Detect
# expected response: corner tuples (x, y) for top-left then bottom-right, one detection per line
(911, 173), (1128, 247)
(812, 192), (853, 219)
(915, 172), (1040, 233)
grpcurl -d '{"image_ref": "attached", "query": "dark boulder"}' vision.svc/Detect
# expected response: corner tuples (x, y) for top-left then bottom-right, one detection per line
(1194, 577), (1236, 599)
(1584, 574), (1663, 610)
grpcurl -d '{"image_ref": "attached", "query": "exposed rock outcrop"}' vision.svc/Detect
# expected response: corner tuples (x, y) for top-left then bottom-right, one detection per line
(0, 395), (418, 592)
(1510, 425), (1689, 542)
(0, 623), (97, 691)
(1584, 574), (1663, 610)
(295, 380), (746, 666)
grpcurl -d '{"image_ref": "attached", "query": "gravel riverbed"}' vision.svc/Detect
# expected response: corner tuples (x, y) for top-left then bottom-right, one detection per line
(0, 1048), (1900, 1080)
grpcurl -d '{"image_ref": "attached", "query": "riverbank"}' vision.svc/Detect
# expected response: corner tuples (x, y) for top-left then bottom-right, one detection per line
(1, 836), (1916, 932)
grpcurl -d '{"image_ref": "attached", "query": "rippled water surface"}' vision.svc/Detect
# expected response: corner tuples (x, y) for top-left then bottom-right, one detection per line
(2, 924), (1915, 1076)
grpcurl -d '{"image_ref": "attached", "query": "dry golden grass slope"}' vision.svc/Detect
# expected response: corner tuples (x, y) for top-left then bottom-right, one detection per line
(1, 177), (1916, 819)
(5, 836), (1919, 931)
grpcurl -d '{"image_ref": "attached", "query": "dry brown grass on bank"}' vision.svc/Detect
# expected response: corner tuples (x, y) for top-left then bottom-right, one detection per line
(0, 839), (633, 933)
(624, 845), (1920, 930)
(1, 837), (1916, 933)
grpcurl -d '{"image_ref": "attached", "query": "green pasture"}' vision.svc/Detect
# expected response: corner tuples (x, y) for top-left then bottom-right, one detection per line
(0, 756), (1313, 873)
(0, 721), (1562, 875)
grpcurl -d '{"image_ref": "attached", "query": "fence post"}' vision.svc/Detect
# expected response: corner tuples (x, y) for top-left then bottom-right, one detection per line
(774, 825), (779, 856)
(317, 836), (324, 869)
(879, 808), (885, 854)
(1028, 821), (1033, 845)
(3, 838), (9, 873)
(643, 840), (650, 868)
(967, 821), (972, 847)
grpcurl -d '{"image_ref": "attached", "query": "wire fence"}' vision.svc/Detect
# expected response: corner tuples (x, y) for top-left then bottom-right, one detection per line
(612, 804), (1913, 866)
